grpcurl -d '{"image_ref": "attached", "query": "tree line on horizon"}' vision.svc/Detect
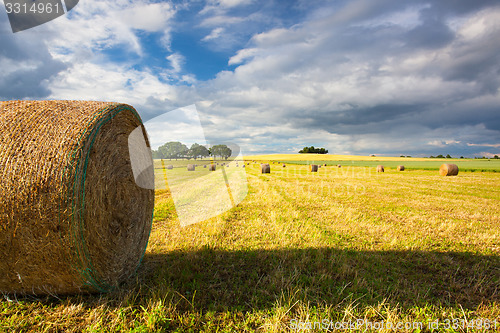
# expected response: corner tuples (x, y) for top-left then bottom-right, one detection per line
(152, 142), (232, 160)
(427, 154), (499, 159)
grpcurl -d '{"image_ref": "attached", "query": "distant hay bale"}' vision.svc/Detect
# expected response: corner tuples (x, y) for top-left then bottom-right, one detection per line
(209, 164), (216, 171)
(397, 165), (405, 171)
(324, 164), (327, 166)
(283, 164), (286, 167)
(242, 165), (245, 168)
(337, 165), (341, 168)
(166, 165), (173, 170)
(376, 165), (384, 172)
(261, 163), (270, 173)
(187, 164), (195, 171)
(310, 164), (318, 172)
(439, 164), (459, 176)
(0, 100), (154, 295)
(203, 165), (207, 168)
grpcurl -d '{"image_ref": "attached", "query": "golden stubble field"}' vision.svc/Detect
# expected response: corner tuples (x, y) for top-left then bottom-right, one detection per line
(1, 159), (499, 332)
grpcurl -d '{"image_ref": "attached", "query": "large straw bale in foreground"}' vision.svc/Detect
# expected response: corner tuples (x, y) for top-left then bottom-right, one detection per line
(439, 163), (459, 176)
(0, 100), (154, 295)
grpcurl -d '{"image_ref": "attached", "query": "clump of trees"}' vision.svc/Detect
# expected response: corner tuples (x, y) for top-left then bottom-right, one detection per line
(152, 142), (232, 160)
(299, 146), (328, 154)
(210, 144), (232, 160)
(429, 154), (452, 158)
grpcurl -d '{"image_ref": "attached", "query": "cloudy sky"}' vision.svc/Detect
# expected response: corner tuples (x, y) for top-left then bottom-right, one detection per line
(1, 0), (499, 157)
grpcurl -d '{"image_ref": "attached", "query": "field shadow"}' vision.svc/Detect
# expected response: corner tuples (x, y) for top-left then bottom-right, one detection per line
(137, 247), (500, 312)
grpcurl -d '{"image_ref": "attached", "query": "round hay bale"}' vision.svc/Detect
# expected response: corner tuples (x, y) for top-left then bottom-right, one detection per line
(324, 164), (327, 166)
(283, 164), (286, 167)
(439, 164), (459, 176)
(203, 165), (207, 168)
(337, 164), (341, 168)
(310, 164), (318, 172)
(261, 163), (271, 174)
(209, 164), (216, 171)
(376, 165), (384, 172)
(397, 165), (405, 171)
(242, 165), (245, 168)
(0, 100), (154, 295)
(166, 165), (173, 170)
(187, 164), (195, 171)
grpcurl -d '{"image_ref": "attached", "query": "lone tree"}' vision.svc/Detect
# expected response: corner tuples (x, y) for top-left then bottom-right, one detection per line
(299, 146), (328, 154)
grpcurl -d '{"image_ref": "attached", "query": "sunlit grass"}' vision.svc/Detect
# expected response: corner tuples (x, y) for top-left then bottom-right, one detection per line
(1, 161), (499, 332)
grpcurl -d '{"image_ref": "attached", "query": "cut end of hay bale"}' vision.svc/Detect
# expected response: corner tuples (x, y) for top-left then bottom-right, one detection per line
(261, 163), (271, 173)
(310, 164), (318, 172)
(397, 165), (405, 171)
(439, 163), (459, 176)
(0, 100), (154, 295)
(376, 165), (385, 172)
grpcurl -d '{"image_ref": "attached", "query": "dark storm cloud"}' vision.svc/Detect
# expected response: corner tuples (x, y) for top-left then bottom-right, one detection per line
(428, 0), (500, 16)
(295, 104), (430, 135)
(204, 0), (500, 156)
(404, 11), (455, 49)
(0, 19), (66, 100)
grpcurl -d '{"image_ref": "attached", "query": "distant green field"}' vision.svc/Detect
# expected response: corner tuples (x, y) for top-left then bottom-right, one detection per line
(154, 157), (500, 172)
(279, 159), (500, 172)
